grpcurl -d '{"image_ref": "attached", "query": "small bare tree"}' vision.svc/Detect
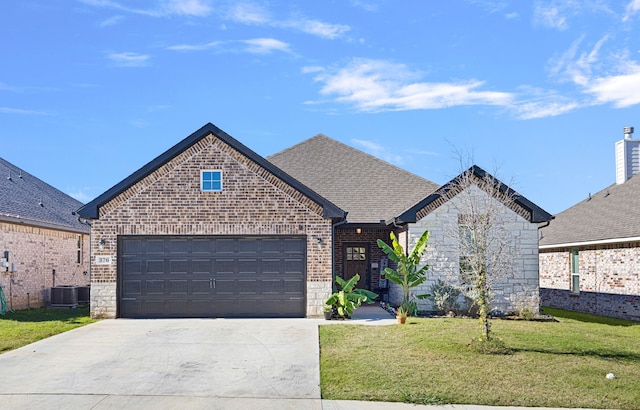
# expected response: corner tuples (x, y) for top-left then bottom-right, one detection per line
(438, 166), (521, 341)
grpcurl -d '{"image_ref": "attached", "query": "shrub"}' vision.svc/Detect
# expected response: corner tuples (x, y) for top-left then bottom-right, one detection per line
(429, 279), (461, 314)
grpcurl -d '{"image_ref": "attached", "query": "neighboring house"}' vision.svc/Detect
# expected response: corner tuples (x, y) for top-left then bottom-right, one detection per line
(270, 137), (552, 313)
(78, 123), (552, 319)
(539, 127), (640, 321)
(77, 123), (345, 318)
(0, 158), (90, 310)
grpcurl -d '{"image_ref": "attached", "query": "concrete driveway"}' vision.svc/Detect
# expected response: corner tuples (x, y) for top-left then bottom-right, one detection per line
(0, 318), (321, 409)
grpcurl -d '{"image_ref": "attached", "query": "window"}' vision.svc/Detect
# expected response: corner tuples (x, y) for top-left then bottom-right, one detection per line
(77, 235), (83, 264)
(346, 247), (366, 261)
(201, 170), (222, 192)
(458, 217), (486, 287)
(570, 248), (579, 294)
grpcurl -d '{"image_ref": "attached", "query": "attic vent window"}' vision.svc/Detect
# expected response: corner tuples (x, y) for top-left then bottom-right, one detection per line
(201, 170), (222, 192)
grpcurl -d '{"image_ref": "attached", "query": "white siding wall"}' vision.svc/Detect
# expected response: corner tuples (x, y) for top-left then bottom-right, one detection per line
(389, 185), (540, 314)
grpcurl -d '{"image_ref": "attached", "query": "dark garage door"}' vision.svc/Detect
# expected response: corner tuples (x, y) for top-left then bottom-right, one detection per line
(118, 235), (306, 318)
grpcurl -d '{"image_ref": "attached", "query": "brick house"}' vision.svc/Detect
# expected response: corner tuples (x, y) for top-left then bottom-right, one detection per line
(0, 158), (90, 310)
(77, 123), (345, 318)
(270, 138), (552, 314)
(79, 123), (552, 318)
(539, 127), (640, 321)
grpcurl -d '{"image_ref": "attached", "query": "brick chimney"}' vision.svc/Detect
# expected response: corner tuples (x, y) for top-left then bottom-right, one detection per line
(615, 126), (640, 184)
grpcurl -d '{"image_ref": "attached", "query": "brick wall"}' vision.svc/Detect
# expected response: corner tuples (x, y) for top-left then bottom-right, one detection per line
(540, 242), (640, 321)
(90, 134), (334, 318)
(391, 185), (540, 314)
(0, 221), (90, 310)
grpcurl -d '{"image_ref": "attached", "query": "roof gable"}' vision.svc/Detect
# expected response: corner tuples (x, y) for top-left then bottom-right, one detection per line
(77, 123), (345, 220)
(0, 157), (88, 233)
(268, 134), (439, 224)
(539, 174), (640, 246)
(395, 165), (553, 224)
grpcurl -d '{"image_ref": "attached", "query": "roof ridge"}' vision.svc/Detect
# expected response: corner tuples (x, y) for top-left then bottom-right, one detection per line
(267, 134), (330, 159)
(269, 134), (437, 186)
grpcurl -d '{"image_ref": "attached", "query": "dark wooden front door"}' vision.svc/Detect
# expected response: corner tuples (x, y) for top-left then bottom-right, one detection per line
(342, 243), (368, 289)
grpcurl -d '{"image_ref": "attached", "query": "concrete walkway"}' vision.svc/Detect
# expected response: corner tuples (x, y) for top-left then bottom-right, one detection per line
(0, 305), (590, 409)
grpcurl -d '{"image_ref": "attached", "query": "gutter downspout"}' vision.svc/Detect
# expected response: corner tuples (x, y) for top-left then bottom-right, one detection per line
(331, 219), (348, 290)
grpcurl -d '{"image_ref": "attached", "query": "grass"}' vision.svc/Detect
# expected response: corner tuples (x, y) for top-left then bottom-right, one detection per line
(319, 307), (640, 409)
(0, 307), (97, 353)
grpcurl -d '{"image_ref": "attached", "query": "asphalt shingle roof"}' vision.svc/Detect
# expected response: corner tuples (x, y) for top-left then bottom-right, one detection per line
(539, 174), (640, 246)
(0, 158), (88, 233)
(267, 134), (440, 224)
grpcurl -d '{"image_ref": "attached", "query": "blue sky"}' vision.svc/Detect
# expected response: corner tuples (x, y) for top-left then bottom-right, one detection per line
(3, 1), (640, 215)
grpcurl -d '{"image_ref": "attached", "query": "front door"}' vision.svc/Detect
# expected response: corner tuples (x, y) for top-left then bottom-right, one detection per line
(343, 243), (368, 289)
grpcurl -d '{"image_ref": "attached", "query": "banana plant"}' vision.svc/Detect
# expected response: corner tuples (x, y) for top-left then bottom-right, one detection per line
(377, 230), (431, 305)
(325, 274), (378, 318)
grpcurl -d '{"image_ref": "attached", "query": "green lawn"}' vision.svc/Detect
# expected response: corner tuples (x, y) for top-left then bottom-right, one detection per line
(319, 307), (640, 409)
(0, 307), (97, 353)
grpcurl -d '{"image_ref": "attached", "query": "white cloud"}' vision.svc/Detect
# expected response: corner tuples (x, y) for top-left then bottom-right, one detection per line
(224, 2), (349, 39)
(301, 66), (324, 74)
(162, 0), (212, 16)
(547, 35), (640, 108)
(78, 0), (212, 17)
(513, 99), (580, 119)
(533, 4), (568, 30)
(0, 107), (53, 115)
(167, 38), (291, 54)
(226, 2), (270, 24)
(586, 65), (640, 107)
(352, 139), (404, 165)
(166, 41), (221, 51)
(350, 0), (380, 12)
(282, 18), (350, 39)
(107, 52), (151, 67)
(307, 58), (513, 113)
(623, 0), (640, 21)
(98, 15), (124, 27)
(241, 38), (291, 54)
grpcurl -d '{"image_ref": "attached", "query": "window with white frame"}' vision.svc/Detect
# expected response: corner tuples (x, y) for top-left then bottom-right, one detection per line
(201, 170), (222, 192)
(570, 248), (579, 294)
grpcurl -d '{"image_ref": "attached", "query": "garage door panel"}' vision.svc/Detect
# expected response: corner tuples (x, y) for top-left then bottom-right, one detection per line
(285, 279), (304, 294)
(191, 279), (211, 294)
(215, 239), (236, 253)
(192, 259), (211, 274)
(285, 258), (304, 274)
(238, 259), (259, 273)
(169, 259), (189, 274)
(170, 239), (189, 253)
(261, 279), (283, 294)
(123, 259), (142, 274)
(119, 235), (306, 318)
(122, 280), (142, 295)
(214, 259), (236, 274)
(146, 260), (165, 274)
(214, 278), (236, 295)
(239, 238), (260, 254)
(168, 280), (188, 295)
(192, 239), (212, 254)
(146, 280), (165, 294)
(146, 240), (166, 254)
